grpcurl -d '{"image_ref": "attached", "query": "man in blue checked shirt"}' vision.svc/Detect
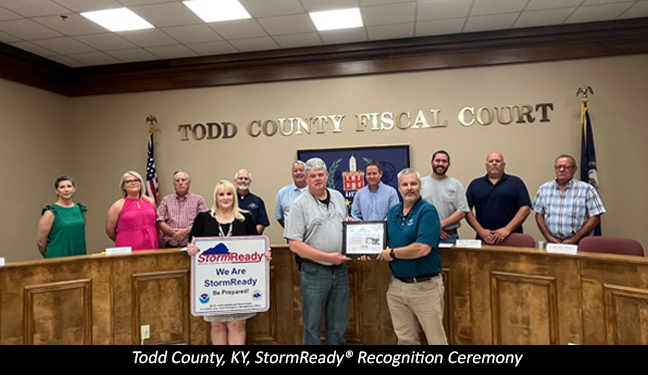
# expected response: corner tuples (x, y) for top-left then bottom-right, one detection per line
(533, 154), (606, 244)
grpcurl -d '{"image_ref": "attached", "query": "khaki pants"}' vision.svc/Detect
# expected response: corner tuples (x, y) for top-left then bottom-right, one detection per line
(386, 275), (448, 345)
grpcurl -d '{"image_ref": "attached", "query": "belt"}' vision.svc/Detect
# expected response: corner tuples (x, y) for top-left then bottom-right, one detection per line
(300, 258), (340, 268)
(444, 228), (458, 235)
(395, 274), (439, 283)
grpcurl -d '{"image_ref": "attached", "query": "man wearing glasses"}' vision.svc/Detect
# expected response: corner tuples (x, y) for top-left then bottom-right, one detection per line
(156, 169), (207, 248)
(533, 154), (606, 244)
(284, 157), (350, 345)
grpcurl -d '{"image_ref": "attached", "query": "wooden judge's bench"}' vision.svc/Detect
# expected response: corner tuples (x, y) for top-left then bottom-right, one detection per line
(1, 244), (647, 345)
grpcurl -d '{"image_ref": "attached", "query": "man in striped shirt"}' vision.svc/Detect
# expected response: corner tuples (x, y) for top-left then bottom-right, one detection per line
(533, 154), (606, 244)
(156, 170), (207, 248)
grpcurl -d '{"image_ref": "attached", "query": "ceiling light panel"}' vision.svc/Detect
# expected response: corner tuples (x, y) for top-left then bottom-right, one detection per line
(81, 8), (154, 32)
(310, 8), (364, 31)
(183, 0), (252, 23)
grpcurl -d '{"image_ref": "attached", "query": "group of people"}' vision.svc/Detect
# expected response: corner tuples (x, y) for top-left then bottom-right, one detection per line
(36, 150), (605, 346)
(278, 151), (606, 346)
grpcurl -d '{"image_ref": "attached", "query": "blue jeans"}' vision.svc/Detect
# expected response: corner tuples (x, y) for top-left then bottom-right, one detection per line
(299, 262), (350, 345)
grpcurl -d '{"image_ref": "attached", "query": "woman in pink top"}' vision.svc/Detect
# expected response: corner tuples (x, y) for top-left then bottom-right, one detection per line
(106, 171), (159, 250)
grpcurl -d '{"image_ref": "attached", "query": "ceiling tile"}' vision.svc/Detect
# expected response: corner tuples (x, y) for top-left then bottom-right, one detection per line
(417, 0), (473, 21)
(566, 3), (634, 23)
(117, 28), (179, 47)
(620, 1), (648, 19)
(0, 18), (62, 40)
(0, 7), (22, 21)
(208, 19), (268, 40)
(146, 43), (198, 59)
(0, 0), (644, 68)
(319, 27), (367, 45)
(300, 0), (361, 13)
(464, 13), (518, 33)
(362, 2), (416, 26)
(68, 50), (122, 65)
(51, 0), (123, 13)
(0, 0), (70, 17)
(160, 24), (222, 44)
(73, 33), (137, 50)
(32, 36), (97, 54)
(257, 13), (315, 35)
(273, 32), (323, 48)
(105, 47), (159, 62)
(514, 8), (574, 28)
(131, 2), (204, 28)
(415, 18), (465, 36)
(9, 40), (58, 56)
(526, 0), (584, 11)
(32, 14), (108, 35)
(185, 40), (239, 55)
(229, 36), (280, 52)
(367, 22), (414, 40)
(240, 0), (305, 18)
(470, 0), (530, 17)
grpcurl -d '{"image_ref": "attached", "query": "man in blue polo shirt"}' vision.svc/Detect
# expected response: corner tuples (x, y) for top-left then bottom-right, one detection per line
(376, 168), (447, 345)
(465, 151), (532, 245)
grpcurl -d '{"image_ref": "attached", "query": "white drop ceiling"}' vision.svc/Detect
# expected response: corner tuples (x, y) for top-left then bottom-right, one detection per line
(1, 0), (647, 68)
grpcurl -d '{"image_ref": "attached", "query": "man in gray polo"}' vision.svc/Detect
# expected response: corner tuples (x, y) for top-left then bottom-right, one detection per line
(284, 157), (350, 345)
(421, 150), (469, 244)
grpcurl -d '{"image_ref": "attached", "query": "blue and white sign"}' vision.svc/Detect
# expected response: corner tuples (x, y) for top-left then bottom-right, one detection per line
(190, 236), (269, 316)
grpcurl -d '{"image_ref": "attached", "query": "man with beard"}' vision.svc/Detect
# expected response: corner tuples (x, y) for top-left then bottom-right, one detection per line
(421, 150), (469, 244)
(377, 168), (446, 345)
(234, 168), (270, 234)
(465, 151), (532, 245)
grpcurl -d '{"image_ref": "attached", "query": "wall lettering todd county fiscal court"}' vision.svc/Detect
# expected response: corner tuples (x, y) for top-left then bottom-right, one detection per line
(176, 103), (553, 141)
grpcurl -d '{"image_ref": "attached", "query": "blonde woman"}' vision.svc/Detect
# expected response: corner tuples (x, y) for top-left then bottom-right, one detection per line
(105, 171), (158, 250)
(187, 179), (264, 345)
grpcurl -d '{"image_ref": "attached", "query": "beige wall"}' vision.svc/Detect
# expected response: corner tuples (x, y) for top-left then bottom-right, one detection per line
(2, 53), (647, 263)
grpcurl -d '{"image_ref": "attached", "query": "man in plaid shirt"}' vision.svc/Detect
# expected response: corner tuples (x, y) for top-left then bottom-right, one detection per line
(156, 170), (207, 248)
(533, 154), (606, 244)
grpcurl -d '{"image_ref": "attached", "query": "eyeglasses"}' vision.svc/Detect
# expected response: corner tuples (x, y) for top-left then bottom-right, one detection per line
(554, 165), (575, 170)
(174, 178), (188, 183)
(124, 179), (140, 185)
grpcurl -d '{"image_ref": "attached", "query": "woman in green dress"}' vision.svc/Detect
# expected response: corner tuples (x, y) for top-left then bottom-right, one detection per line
(37, 176), (87, 258)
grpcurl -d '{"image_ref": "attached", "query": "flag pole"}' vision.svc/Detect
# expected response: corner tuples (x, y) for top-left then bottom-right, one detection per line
(577, 85), (601, 235)
(145, 115), (159, 205)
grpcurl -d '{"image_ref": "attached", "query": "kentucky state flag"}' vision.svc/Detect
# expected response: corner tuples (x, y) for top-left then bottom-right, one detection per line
(580, 97), (601, 235)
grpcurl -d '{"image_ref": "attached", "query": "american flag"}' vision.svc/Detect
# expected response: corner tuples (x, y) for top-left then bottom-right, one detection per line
(145, 129), (159, 205)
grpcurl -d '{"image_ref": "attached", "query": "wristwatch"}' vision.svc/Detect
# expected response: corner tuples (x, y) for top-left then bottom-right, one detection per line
(389, 248), (396, 260)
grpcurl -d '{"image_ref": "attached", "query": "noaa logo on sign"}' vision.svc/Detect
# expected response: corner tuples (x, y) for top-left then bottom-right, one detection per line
(199, 293), (210, 304)
(252, 290), (263, 300)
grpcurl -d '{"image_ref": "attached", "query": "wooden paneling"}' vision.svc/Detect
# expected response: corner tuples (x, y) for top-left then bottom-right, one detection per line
(0, 18), (647, 96)
(2, 245), (648, 345)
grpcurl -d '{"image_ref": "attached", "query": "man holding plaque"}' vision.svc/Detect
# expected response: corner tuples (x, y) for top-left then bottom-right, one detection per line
(284, 157), (351, 345)
(377, 168), (447, 345)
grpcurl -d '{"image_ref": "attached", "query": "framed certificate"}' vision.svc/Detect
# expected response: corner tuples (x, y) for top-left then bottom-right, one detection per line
(342, 221), (387, 257)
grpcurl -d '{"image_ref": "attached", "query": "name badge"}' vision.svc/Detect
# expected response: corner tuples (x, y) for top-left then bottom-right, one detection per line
(546, 243), (578, 254)
(456, 239), (482, 248)
(105, 246), (132, 256)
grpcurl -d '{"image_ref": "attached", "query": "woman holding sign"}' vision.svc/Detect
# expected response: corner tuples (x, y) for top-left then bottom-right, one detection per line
(188, 179), (264, 345)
